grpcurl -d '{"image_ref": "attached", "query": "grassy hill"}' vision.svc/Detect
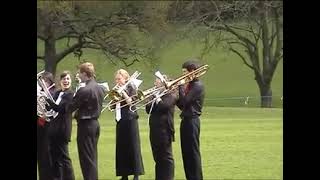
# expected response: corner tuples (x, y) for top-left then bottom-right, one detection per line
(37, 37), (283, 108)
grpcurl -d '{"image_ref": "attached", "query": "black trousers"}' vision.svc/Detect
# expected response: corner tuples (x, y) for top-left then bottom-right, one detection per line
(180, 117), (203, 180)
(150, 139), (174, 180)
(77, 120), (100, 180)
(37, 124), (53, 180)
(49, 139), (75, 180)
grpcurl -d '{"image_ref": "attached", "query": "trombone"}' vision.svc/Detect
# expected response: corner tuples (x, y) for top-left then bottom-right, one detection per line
(128, 64), (209, 112)
(129, 85), (166, 112)
(101, 71), (142, 112)
(158, 64), (209, 90)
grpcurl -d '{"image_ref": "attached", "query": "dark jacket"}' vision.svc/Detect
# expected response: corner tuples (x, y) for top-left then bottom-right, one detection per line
(47, 89), (74, 142)
(68, 79), (105, 121)
(146, 92), (177, 142)
(176, 79), (205, 119)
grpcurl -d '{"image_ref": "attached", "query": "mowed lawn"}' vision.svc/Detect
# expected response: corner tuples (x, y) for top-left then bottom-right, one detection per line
(59, 107), (282, 180)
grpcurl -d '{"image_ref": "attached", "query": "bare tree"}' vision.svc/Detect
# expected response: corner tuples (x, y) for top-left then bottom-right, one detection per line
(37, 1), (154, 75)
(168, 1), (283, 107)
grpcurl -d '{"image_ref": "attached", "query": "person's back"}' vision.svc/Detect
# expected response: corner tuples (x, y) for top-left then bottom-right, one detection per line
(68, 62), (104, 180)
(74, 79), (104, 120)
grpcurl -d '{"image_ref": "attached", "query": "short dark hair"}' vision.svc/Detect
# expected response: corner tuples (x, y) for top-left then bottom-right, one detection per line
(60, 71), (71, 80)
(182, 59), (200, 71)
(42, 72), (54, 85)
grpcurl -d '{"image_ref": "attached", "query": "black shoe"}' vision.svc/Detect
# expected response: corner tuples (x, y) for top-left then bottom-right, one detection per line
(133, 175), (139, 180)
(120, 176), (128, 180)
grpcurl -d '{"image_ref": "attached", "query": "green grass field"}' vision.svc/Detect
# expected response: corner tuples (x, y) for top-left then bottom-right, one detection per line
(58, 107), (282, 180)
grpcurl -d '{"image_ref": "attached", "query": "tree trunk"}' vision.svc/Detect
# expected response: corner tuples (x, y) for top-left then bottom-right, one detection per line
(259, 83), (272, 108)
(44, 38), (57, 76)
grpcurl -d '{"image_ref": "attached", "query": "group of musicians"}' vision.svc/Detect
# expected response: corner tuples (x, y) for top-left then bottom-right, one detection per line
(37, 60), (205, 180)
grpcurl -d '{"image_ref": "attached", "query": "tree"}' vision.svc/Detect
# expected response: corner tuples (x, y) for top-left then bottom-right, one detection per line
(168, 1), (283, 107)
(37, 1), (155, 75)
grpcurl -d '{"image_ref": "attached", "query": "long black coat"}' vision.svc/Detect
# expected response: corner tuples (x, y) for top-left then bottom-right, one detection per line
(115, 84), (144, 176)
(47, 89), (74, 142)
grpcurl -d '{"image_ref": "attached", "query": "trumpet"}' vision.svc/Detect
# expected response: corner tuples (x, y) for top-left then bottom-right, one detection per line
(101, 71), (142, 112)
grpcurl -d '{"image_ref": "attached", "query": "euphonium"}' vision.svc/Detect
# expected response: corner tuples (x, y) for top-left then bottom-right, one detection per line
(37, 71), (58, 122)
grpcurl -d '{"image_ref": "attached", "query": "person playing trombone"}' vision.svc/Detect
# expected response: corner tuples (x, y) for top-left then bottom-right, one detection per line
(176, 60), (205, 180)
(112, 69), (144, 180)
(145, 75), (178, 180)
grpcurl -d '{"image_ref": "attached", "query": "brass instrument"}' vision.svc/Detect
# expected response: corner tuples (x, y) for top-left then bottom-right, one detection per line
(129, 85), (166, 112)
(101, 71), (142, 112)
(128, 64), (209, 112)
(159, 64), (209, 90)
(37, 71), (58, 122)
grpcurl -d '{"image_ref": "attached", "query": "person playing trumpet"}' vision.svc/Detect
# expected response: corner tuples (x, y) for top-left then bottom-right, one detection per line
(113, 69), (144, 180)
(145, 75), (178, 180)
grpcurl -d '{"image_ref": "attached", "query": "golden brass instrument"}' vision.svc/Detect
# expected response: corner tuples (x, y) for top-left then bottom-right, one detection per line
(129, 85), (166, 112)
(101, 71), (142, 112)
(162, 64), (209, 90)
(128, 64), (209, 112)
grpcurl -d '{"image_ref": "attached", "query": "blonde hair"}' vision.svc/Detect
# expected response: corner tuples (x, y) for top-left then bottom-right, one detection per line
(115, 69), (130, 81)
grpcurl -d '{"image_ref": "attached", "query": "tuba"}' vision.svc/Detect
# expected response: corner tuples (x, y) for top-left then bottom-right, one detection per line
(37, 71), (58, 122)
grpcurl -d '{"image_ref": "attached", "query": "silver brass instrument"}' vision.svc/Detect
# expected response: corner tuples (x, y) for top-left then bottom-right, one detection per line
(37, 71), (58, 122)
(101, 71), (142, 112)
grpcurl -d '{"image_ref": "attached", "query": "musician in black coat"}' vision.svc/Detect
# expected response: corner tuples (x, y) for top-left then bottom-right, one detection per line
(37, 71), (55, 180)
(113, 69), (144, 180)
(145, 75), (177, 180)
(46, 71), (75, 180)
(176, 60), (205, 180)
(67, 62), (105, 180)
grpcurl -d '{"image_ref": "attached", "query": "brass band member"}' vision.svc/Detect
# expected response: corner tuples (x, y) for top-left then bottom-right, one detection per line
(114, 69), (144, 180)
(37, 71), (55, 180)
(67, 62), (105, 180)
(145, 75), (177, 180)
(46, 71), (75, 180)
(176, 60), (205, 180)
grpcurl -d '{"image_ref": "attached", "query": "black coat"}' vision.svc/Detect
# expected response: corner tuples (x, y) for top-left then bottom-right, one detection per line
(47, 89), (74, 142)
(176, 79), (205, 119)
(68, 79), (105, 121)
(115, 84), (144, 176)
(146, 92), (177, 143)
